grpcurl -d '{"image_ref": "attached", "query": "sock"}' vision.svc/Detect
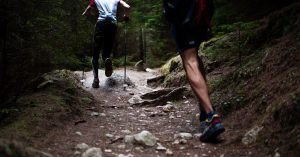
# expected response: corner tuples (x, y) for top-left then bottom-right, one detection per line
(207, 111), (215, 121)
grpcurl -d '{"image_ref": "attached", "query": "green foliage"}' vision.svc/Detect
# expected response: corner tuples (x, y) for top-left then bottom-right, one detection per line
(219, 95), (245, 114)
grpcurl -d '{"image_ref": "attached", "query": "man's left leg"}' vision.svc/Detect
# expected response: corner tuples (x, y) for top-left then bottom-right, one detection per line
(180, 48), (225, 141)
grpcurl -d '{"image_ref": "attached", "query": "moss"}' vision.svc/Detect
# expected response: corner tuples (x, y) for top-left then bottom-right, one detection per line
(81, 97), (93, 104)
(160, 55), (182, 75)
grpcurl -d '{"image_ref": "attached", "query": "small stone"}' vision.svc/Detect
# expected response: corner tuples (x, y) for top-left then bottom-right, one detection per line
(99, 113), (106, 116)
(220, 154), (224, 157)
(124, 135), (135, 146)
(117, 144), (126, 149)
(193, 133), (202, 139)
(117, 154), (134, 157)
(76, 131), (83, 136)
(184, 100), (189, 104)
(242, 126), (264, 145)
(121, 130), (132, 134)
(174, 133), (193, 140)
(129, 92), (134, 95)
(139, 113), (147, 117)
(128, 95), (143, 104)
(104, 149), (112, 153)
(201, 154), (207, 156)
(274, 152), (280, 157)
(156, 143), (167, 151)
(162, 104), (175, 113)
(82, 147), (103, 157)
(105, 134), (114, 138)
(176, 115), (182, 118)
(135, 146), (143, 151)
(166, 149), (173, 156)
(134, 130), (157, 147)
(179, 139), (187, 144)
(128, 107), (133, 110)
(91, 112), (99, 116)
(169, 115), (175, 119)
(172, 139), (180, 145)
(74, 151), (80, 155)
(180, 146), (185, 150)
(75, 143), (89, 150)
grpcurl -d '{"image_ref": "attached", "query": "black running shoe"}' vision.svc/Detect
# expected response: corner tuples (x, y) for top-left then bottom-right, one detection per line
(105, 58), (113, 77)
(200, 114), (225, 142)
(92, 78), (99, 88)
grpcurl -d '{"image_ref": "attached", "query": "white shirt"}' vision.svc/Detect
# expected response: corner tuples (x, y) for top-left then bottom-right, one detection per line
(93, 0), (120, 22)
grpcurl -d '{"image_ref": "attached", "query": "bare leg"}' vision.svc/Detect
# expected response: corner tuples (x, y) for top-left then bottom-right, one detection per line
(180, 48), (213, 114)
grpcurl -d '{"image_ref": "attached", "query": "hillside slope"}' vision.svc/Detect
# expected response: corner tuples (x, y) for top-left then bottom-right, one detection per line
(161, 2), (300, 156)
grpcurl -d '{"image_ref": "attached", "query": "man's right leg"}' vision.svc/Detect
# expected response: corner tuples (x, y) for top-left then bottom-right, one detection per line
(102, 22), (117, 77)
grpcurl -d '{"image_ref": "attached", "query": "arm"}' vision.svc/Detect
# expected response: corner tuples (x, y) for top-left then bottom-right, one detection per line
(119, 0), (130, 18)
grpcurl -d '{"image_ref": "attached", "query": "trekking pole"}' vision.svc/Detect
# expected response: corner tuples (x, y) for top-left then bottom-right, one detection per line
(123, 21), (128, 91)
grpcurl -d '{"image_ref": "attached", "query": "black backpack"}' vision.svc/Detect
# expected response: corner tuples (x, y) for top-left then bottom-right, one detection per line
(163, 0), (214, 27)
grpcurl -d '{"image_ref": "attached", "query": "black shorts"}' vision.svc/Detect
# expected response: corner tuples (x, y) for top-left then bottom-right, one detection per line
(171, 23), (208, 53)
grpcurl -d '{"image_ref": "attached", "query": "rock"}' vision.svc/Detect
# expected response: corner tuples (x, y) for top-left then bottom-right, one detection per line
(134, 130), (157, 147)
(172, 139), (180, 145)
(117, 144), (126, 149)
(162, 104), (175, 113)
(128, 95), (144, 104)
(274, 152), (280, 157)
(76, 143), (89, 150)
(121, 130), (132, 135)
(104, 149), (112, 153)
(174, 133), (193, 140)
(105, 134), (114, 139)
(179, 139), (187, 144)
(242, 126), (264, 145)
(139, 113), (147, 117)
(156, 143), (167, 151)
(74, 151), (81, 155)
(125, 131), (157, 147)
(91, 112), (99, 116)
(166, 149), (173, 156)
(76, 131), (83, 136)
(193, 133), (202, 139)
(124, 135), (135, 146)
(99, 113), (106, 117)
(117, 154), (134, 157)
(81, 147), (103, 157)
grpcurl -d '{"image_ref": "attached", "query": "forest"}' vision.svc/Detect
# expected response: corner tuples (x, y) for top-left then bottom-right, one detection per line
(0, 0), (299, 157)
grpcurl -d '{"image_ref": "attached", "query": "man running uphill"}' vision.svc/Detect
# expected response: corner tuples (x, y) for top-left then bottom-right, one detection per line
(163, 0), (225, 141)
(82, 0), (130, 88)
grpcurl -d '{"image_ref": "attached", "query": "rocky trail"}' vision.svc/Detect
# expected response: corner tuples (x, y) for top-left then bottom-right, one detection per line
(30, 68), (267, 157)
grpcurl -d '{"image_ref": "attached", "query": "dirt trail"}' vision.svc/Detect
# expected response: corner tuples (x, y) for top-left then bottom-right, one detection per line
(35, 68), (262, 157)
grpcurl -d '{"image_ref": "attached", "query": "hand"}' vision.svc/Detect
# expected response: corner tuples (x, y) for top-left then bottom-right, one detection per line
(123, 15), (130, 22)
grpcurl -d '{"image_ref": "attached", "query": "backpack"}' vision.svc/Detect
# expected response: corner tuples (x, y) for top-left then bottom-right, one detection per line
(163, 0), (214, 27)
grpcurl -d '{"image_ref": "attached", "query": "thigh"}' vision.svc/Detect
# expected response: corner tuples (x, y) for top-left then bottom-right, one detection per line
(94, 21), (105, 48)
(103, 23), (117, 53)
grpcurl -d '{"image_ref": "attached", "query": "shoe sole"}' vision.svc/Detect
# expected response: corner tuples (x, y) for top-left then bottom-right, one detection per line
(200, 123), (225, 142)
(105, 58), (113, 77)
